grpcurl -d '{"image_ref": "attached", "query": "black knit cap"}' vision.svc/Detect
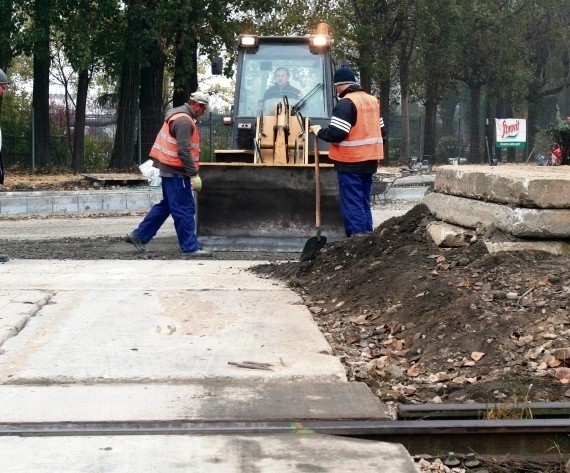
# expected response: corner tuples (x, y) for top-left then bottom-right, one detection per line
(333, 67), (356, 86)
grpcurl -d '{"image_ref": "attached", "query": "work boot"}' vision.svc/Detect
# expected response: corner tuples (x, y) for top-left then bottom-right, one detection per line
(181, 249), (213, 258)
(125, 232), (146, 252)
(0, 254), (10, 263)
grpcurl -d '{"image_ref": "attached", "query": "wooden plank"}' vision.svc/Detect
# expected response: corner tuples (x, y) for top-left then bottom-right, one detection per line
(81, 173), (148, 187)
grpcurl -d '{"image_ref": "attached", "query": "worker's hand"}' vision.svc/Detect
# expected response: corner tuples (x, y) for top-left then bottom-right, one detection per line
(191, 175), (202, 192)
(309, 125), (321, 136)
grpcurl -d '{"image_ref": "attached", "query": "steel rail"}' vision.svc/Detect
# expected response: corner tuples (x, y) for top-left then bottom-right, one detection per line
(398, 401), (570, 420)
(2, 418), (569, 436)
(1, 418), (569, 455)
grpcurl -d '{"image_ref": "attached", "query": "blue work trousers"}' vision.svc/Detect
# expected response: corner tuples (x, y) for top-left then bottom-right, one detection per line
(337, 172), (374, 237)
(133, 175), (199, 253)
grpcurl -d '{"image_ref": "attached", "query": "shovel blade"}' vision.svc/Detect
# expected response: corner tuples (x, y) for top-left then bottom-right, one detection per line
(300, 235), (327, 262)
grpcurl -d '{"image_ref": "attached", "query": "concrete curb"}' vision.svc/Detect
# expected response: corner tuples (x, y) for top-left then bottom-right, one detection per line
(0, 188), (162, 216)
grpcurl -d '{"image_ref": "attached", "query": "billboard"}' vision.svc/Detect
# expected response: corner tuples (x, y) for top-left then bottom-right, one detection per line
(495, 119), (526, 148)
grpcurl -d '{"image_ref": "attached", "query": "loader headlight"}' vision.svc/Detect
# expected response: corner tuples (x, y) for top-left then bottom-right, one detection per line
(310, 35), (330, 48)
(309, 23), (331, 51)
(238, 34), (259, 48)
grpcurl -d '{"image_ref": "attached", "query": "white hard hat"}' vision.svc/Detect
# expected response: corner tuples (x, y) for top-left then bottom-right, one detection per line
(190, 92), (210, 110)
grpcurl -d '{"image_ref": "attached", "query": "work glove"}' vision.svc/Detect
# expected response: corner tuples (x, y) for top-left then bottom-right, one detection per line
(191, 175), (202, 192)
(309, 125), (321, 136)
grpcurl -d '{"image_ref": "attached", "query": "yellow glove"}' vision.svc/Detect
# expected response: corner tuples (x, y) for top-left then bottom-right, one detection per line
(191, 175), (202, 192)
(309, 125), (321, 135)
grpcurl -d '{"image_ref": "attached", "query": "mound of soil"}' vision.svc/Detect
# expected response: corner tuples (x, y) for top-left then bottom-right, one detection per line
(252, 203), (570, 405)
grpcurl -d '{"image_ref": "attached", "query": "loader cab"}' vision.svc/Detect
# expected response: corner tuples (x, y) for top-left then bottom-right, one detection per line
(219, 30), (335, 161)
(236, 42), (330, 118)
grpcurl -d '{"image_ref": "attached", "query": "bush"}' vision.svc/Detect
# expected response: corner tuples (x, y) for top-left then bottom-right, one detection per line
(436, 136), (467, 164)
(84, 135), (113, 170)
(548, 120), (570, 164)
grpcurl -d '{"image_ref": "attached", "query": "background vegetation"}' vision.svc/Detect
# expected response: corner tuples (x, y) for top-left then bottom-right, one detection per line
(0, 0), (569, 172)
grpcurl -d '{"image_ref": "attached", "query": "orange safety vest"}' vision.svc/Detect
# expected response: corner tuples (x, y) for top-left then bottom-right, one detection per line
(329, 91), (384, 163)
(149, 112), (200, 170)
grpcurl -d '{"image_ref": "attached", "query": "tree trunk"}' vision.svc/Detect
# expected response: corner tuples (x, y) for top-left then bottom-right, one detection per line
(358, 40), (374, 93)
(494, 98), (508, 163)
(440, 93), (458, 137)
(32, 0), (51, 168)
(110, 60), (140, 169)
(423, 98), (437, 164)
(401, 90), (410, 163)
(423, 72), (439, 165)
(72, 69), (90, 173)
(399, 52), (410, 163)
(468, 83), (482, 163)
(379, 78), (390, 166)
(0, 1), (13, 116)
(526, 86), (540, 165)
(172, 37), (198, 107)
(140, 51), (166, 160)
(483, 99), (493, 164)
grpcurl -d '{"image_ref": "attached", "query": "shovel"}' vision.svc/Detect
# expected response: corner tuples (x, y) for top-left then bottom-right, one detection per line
(300, 131), (327, 261)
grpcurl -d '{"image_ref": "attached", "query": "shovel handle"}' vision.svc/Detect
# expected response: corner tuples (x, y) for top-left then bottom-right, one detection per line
(313, 135), (321, 231)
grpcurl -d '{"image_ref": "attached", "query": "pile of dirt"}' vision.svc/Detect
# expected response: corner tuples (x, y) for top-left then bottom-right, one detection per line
(252, 203), (570, 405)
(1, 172), (86, 191)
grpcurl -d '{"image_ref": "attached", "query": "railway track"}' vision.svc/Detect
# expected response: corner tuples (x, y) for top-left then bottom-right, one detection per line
(3, 403), (569, 457)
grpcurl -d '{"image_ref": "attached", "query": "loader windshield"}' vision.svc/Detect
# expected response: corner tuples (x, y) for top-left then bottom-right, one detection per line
(236, 43), (329, 118)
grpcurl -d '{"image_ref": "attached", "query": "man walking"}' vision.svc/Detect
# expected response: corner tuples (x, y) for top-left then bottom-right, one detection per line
(310, 67), (384, 237)
(126, 92), (210, 255)
(0, 68), (10, 262)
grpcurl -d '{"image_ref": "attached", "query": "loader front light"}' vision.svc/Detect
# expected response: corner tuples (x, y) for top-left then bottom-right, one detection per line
(310, 22), (331, 51)
(238, 34), (259, 48)
(310, 34), (330, 49)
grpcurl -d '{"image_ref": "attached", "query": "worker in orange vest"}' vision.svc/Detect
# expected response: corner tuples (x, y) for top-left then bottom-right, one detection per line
(310, 67), (385, 237)
(126, 92), (211, 255)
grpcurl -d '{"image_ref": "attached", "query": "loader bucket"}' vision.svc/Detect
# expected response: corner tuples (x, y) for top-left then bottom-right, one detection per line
(197, 163), (344, 251)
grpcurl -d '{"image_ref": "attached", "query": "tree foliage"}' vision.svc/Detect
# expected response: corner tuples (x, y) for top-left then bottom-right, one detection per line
(1, 0), (570, 169)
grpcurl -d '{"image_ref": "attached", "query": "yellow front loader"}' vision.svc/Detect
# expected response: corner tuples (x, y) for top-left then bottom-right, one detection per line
(197, 25), (344, 251)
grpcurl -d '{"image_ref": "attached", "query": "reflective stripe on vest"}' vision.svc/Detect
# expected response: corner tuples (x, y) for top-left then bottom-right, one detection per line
(329, 91), (384, 163)
(149, 112), (200, 169)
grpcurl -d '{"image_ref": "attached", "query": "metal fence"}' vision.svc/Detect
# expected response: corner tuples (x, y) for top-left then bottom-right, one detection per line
(1, 111), (233, 172)
(0, 109), (535, 172)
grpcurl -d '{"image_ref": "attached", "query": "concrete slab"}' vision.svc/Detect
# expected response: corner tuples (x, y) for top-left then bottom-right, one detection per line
(391, 174), (435, 187)
(0, 290), (52, 346)
(0, 261), (345, 383)
(385, 186), (429, 201)
(0, 259), (415, 471)
(424, 191), (570, 238)
(434, 164), (570, 208)
(484, 239), (570, 256)
(0, 434), (418, 473)
(426, 220), (474, 247)
(0, 381), (389, 422)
